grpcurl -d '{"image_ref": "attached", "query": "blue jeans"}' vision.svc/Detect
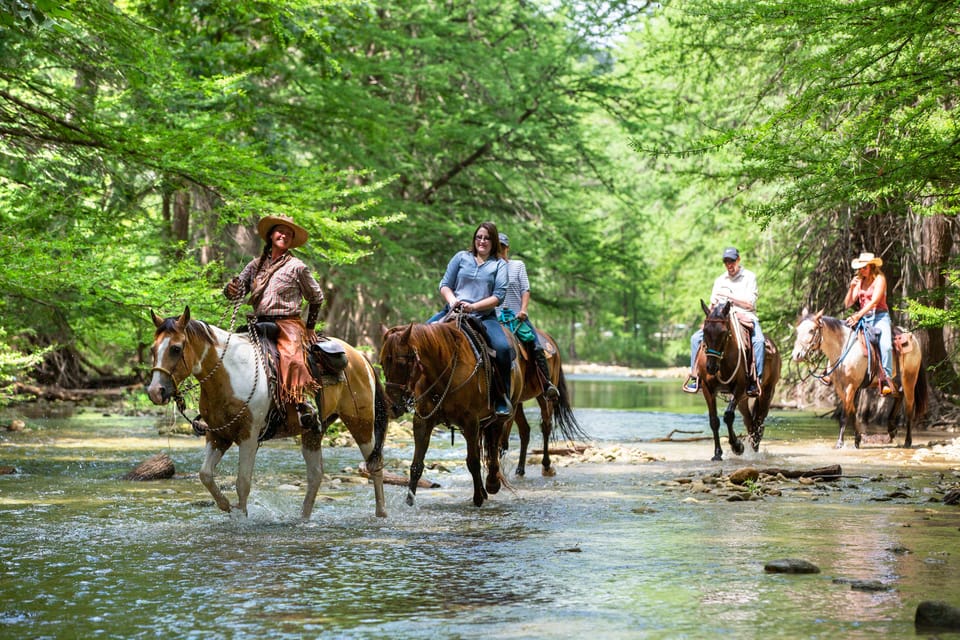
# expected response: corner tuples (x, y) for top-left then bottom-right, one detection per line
(428, 308), (513, 395)
(863, 311), (893, 378)
(690, 321), (765, 378)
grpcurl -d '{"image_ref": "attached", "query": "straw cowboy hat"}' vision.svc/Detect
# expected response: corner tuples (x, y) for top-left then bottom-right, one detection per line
(851, 252), (883, 269)
(257, 214), (309, 249)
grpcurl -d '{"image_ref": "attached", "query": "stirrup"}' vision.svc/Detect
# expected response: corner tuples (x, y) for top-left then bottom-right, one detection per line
(682, 375), (699, 394)
(495, 396), (512, 417)
(544, 382), (559, 400)
(297, 402), (319, 432)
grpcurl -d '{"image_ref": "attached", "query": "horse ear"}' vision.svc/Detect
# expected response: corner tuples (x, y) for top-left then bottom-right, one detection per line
(380, 323), (390, 338)
(151, 310), (164, 329)
(722, 300), (732, 314)
(801, 306), (809, 317)
(815, 308), (824, 320)
(176, 306), (191, 330)
(700, 299), (710, 316)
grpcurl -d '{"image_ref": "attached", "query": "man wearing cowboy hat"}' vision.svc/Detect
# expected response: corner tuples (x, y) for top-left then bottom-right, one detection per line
(844, 251), (893, 395)
(224, 214), (325, 429)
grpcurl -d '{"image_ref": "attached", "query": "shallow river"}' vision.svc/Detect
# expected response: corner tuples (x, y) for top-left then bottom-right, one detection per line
(2, 376), (959, 639)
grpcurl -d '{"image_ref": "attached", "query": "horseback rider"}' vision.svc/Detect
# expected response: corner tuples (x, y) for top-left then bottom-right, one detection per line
(223, 214), (324, 431)
(496, 232), (559, 401)
(844, 251), (893, 396)
(683, 247), (765, 397)
(427, 221), (513, 417)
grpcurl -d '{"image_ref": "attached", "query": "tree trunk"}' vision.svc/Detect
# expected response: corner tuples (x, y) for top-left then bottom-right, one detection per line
(917, 213), (957, 390)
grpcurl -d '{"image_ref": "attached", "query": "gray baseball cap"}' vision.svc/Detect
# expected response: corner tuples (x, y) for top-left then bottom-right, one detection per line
(722, 247), (739, 261)
(499, 233), (509, 247)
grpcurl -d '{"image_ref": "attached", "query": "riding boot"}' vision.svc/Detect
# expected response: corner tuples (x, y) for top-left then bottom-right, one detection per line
(745, 354), (760, 397)
(494, 364), (512, 417)
(534, 348), (560, 401)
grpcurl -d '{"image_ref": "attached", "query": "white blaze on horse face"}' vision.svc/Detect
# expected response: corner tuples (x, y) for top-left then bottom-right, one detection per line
(791, 320), (816, 362)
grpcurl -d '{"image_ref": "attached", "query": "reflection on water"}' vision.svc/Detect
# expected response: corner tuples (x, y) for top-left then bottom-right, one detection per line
(1, 377), (959, 638)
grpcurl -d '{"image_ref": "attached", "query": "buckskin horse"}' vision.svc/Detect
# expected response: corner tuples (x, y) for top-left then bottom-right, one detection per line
(498, 329), (587, 476)
(791, 308), (928, 449)
(379, 316), (522, 507)
(696, 300), (781, 461)
(147, 306), (388, 519)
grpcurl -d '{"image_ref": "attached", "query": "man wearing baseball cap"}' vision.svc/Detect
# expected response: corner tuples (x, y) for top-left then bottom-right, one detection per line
(683, 247), (765, 397)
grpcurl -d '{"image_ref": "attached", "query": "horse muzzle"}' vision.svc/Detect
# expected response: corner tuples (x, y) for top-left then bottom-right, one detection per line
(146, 372), (175, 405)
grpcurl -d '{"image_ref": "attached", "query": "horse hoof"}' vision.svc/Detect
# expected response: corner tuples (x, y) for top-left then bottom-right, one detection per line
(711, 454), (723, 462)
(514, 467), (526, 477)
(405, 492), (415, 507)
(542, 466), (557, 478)
(473, 495), (485, 507)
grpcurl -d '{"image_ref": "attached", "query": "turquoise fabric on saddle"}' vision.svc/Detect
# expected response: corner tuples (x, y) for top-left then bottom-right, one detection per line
(498, 308), (536, 342)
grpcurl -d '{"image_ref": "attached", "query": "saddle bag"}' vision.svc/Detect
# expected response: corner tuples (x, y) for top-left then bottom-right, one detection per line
(309, 340), (348, 373)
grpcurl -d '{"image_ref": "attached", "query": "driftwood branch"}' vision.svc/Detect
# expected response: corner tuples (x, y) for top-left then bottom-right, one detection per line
(360, 468), (439, 489)
(758, 464), (842, 480)
(530, 443), (589, 456)
(124, 453), (175, 481)
(649, 429), (713, 443)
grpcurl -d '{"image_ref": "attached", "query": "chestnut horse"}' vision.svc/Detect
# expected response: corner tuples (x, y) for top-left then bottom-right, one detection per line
(379, 317), (522, 507)
(498, 329), (587, 476)
(697, 300), (781, 461)
(147, 306), (388, 519)
(791, 308), (928, 448)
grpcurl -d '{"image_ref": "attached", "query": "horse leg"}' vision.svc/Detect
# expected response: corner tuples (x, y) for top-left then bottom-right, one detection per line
(724, 396), (744, 456)
(899, 358), (918, 449)
(738, 397), (758, 452)
(233, 437), (258, 516)
(406, 417), (433, 507)
(512, 407), (532, 476)
(498, 415), (514, 462)
(464, 421), (487, 507)
(299, 430), (324, 521)
(535, 395), (556, 477)
(484, 420), (504, 496)
(199, 438), (232, 513)
(704, 389), (724, 461)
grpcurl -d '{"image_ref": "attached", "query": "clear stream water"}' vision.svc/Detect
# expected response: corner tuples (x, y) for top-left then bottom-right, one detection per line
(1, 377), (959, 639)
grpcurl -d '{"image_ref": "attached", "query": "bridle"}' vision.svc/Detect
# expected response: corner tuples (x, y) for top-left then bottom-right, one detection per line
(149, 302), (262, 435)
(702, 312), (744, 385)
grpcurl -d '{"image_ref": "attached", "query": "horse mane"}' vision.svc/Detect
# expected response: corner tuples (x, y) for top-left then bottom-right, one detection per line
(155, 317), (217, 345)
(409, 322), (462, 356)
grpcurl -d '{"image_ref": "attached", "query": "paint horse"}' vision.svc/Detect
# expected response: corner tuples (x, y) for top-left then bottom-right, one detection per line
(696, 300), (781, 461)
(791, 308), (927, 448)
(379, 317), (522, 507)
(498, 329), (587, 476)
(147, 306), (388, 519)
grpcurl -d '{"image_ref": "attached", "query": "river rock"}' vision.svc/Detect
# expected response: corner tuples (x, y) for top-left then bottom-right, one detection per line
(729, 467), (759, 485)
(944, 488), (960, 505)
(764, 559), (821, 574)
(5, 419), (25, 431)
(916, 601), (960, 631)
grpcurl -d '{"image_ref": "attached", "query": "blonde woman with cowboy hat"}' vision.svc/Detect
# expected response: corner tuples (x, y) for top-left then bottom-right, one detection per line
(224, 214), (325, 429)
(844, 251), (893, 395)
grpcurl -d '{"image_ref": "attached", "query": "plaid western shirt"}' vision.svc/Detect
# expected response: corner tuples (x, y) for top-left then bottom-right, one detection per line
(237, 253), (324, 318)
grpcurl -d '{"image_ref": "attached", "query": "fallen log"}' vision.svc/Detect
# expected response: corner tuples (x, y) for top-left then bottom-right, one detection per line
(530, 443), (589, 456)
(359, 468), (439, 489)
(124, 453), (175, 481)
(758, 464), (842, 480)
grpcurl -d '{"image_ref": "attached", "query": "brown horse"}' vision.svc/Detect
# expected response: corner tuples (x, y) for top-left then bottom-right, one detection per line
(697, 300), (781, 461)
(498, 330), (587, 476)
(791, 308), (928, 448)
(147, 306), (388, 519)
(379, 317), (522, 507)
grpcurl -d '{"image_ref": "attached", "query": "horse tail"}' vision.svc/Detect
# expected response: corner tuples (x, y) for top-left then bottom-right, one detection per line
(552, 367), (589, 443)
(912, 359), (929, 421)
(367, 368), (389, 471)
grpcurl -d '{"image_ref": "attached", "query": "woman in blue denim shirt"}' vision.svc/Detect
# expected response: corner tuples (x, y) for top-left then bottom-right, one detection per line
(428, 221), (513, 416)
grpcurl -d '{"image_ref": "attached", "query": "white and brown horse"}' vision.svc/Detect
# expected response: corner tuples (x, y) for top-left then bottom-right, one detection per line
(147, 306), (388, 519)
(498, 329), (587, 476)
(791, 308), (928, 448)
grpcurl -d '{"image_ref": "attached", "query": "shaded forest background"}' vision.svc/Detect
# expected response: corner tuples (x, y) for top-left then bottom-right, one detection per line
(0, 0), (957, 398)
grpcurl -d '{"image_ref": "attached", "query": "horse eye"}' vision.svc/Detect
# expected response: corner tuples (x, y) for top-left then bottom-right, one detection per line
(170, 345), (182, 356)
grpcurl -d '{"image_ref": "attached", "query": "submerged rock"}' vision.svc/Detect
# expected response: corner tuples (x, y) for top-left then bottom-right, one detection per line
(764, 558), (821, 574)
(915, 600), (960, 631)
